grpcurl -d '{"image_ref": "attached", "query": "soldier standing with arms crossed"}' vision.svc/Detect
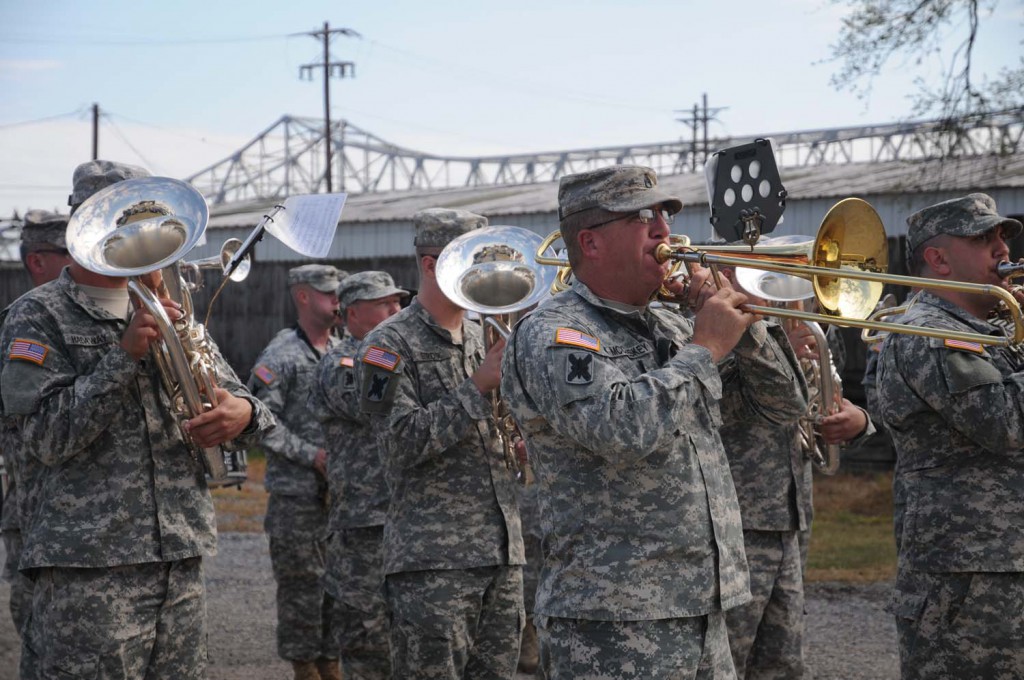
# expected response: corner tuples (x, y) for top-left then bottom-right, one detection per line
(248, 264), (345, 680)
(877, 194), (1024, 679)
(308, 270), (407, 679)
(358, 208), (525, 679)
(501, 166), (808, 679)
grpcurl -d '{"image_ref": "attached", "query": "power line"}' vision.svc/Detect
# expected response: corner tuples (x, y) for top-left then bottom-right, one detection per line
(0, 109), (87, 130)
(104, 117), (158, 171)
(0, 32), (289, 46)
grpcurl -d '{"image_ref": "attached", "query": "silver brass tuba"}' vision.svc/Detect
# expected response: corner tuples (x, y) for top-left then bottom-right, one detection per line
(436, 226), (558, 480)
(66, 177), (251, 487)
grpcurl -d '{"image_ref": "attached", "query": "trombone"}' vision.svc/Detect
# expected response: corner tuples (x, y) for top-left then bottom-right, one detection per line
(536, 198), (1024, 348)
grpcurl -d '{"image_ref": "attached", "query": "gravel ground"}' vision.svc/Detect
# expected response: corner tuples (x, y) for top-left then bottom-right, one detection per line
(0, 533), (898, 680)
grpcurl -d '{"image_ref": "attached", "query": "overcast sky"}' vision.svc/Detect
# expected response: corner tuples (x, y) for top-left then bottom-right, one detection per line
(1, 0), (1019, 218)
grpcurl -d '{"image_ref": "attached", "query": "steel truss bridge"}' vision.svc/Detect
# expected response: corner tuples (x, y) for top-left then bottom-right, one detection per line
(188, 108), (1024, 207)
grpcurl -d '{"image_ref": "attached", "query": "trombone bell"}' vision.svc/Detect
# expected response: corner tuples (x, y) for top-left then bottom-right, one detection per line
(811, 198), (888, 320)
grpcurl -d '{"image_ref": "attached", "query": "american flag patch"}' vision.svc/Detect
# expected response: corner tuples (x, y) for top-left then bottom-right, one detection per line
(9, 338), (48, 365)
(363, 345), (400, 371)
(253, 364), (275, 385)
(339, 356), (354, 368)
(944, 338), (986, 355)
(555, 327), (600, 352)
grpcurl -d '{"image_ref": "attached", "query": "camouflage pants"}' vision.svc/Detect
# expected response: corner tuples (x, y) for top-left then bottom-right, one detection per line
(324, 525), (391, 680)
(522, 531), (543, 617)
(386, 565), (524, 680)
(537, 612), (736, 680)
(266, 493), (336, 662)
(2, 529), (33, 637)
(20, 558), (206, 680)
(889, 569), (1024, 680)
(724, 530), (805, 680)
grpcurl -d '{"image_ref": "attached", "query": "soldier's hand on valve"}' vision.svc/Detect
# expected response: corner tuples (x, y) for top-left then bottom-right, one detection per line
(785, 323), (819, 362)
(313, 448), (328, 477)
(121, 298), (182, 360)
(471, 336), (505, 395)
(184, 387), (253, 447)
(684, 266), (727, 311)
(514, 439), (528, 469)
(818, 398), (868, 444)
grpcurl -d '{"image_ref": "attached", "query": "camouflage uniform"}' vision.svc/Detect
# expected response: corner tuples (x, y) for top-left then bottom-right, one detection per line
(0, 403), (33, 638)
(501, 281), (808, 680)
(877, 193), (1024, 680)
(879, 290), (1024, 678)
(359, 294), (526, 679)
(2, 210), (70, 638)
(0, 268), (274, 679)
(249, 322), (340, 663)
(310, 330), (392, 679)
(718, 335), (810, 680)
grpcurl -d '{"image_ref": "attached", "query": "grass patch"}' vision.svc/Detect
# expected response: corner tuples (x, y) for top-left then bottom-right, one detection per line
(213, 454), (899, 582)
(806, 471), (897, 583)
(212, 450), (268, 533)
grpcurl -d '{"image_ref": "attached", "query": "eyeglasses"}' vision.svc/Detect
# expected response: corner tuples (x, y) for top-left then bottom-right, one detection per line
(586, 208), (676, 230)
(30, 248), (70, 256)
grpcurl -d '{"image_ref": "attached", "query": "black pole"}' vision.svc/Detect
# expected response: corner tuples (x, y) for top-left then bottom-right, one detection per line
(322, 22), (333, 193)
(92, 103), (99, 160)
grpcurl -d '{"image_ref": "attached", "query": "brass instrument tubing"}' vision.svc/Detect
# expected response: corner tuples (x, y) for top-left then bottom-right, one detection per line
(656, 245), (1024, 346)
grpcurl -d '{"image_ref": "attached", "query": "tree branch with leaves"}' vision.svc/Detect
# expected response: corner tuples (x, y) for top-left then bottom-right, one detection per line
(828, 0), (1023, 119)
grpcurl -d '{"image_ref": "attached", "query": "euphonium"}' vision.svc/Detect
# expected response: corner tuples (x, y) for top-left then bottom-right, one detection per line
(66, 177), (250, 487)
(436, 226), (558, 481)
(783, 311), (843, 475)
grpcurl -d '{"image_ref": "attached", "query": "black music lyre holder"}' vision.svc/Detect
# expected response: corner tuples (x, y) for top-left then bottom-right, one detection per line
(708, 139), (787, 246)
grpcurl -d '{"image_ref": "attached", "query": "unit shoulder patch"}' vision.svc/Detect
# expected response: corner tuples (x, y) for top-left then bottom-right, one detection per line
(565, 351), (594, 385)
(9, 338), (49, 366)
(554, 327), (600, 352)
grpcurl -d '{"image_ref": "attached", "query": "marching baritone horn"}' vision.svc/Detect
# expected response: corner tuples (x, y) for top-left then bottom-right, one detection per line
(436, 226), (559, 481)
(66, 176), (250, 487)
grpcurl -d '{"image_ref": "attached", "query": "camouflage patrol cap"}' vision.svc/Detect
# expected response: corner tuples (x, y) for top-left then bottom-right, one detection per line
(20, 210), (69, 250)
(337, 270), (409, 308)
(413, 208), (488, 249)
(906, 193), (1023, 255)
(287, 264), (345, 293)
(558, 165), (682, 224)
(68, 160), (151, 210)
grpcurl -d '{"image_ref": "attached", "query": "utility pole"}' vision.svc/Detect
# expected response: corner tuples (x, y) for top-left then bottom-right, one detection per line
(91, 103), (100, 160)
(299, 22), (360, 193)
(675, 93), (727, 170)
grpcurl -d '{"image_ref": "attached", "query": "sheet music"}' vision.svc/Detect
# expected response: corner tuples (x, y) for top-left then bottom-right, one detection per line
(268, 193), (347, 257)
